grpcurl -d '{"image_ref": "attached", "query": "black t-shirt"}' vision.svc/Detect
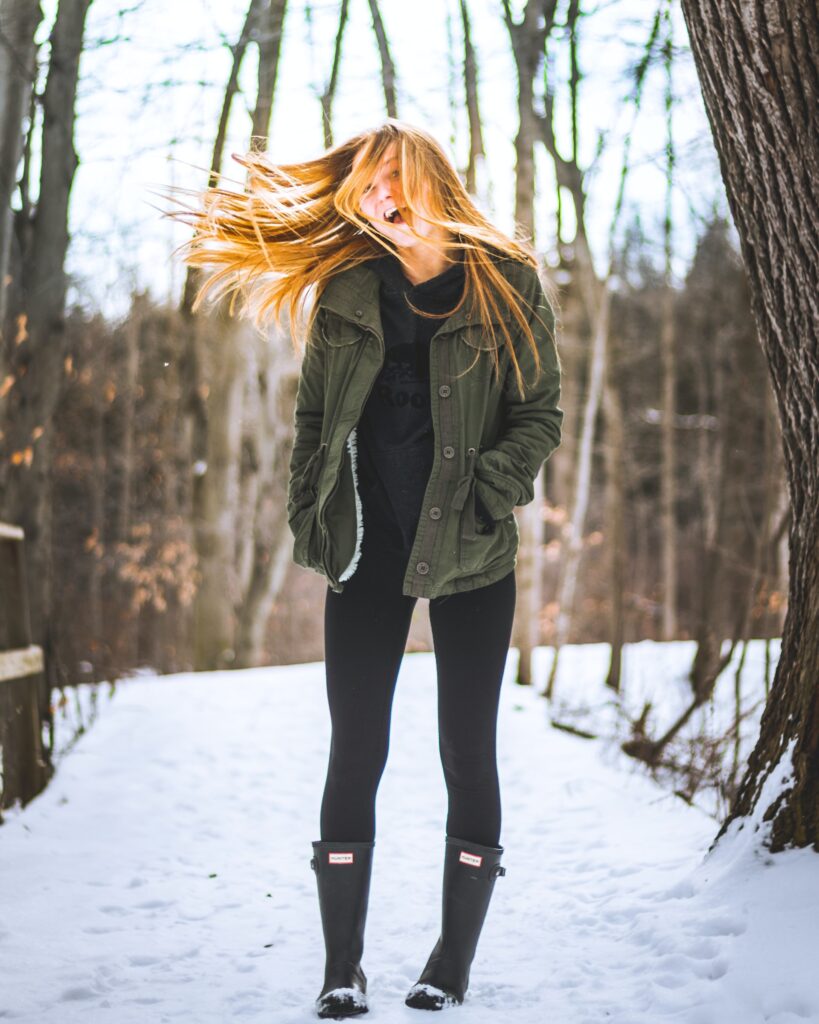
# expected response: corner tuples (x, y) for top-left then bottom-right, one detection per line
(357, 251), (466, 553)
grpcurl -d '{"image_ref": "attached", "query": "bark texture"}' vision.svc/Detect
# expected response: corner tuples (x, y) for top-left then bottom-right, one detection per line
(320, 0), (349, 148)
(680, 0), (819, 851)
(502, 0), (559, 684)
(366, 0), (397, 118)
(459, 0), (486, 199)
(0, 0), (42, 333)
(1, 0), (93, 700)
(183, 0), (291, 670)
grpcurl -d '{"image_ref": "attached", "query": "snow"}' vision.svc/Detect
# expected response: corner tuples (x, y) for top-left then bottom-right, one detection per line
(1, 641), (817, 1024)
(317, 986), (368, 1014)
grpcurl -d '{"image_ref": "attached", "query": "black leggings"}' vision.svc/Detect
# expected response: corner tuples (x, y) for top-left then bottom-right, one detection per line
(320, 517), (516, 848)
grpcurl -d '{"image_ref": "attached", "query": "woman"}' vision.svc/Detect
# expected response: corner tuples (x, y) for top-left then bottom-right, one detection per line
(168, 119), (563, 1018)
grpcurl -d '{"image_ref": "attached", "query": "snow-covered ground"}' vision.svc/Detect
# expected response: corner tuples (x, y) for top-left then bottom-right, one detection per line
(1, 641), (817, 1024)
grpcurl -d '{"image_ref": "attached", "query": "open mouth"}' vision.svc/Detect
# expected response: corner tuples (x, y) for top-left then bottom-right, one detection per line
(383, 205), (405, 225)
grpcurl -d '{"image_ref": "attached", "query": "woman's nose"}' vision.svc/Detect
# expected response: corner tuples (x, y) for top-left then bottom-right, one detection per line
(375, 178), (393, 203)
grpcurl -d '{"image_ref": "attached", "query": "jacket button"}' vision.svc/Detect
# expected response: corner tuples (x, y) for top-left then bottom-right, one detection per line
(438, 384), (451, 398)
(429, 506), (442, 520)
(355, 309), (363, 317)
(416, 561), (430, 575)
(443, 446), (455, 459)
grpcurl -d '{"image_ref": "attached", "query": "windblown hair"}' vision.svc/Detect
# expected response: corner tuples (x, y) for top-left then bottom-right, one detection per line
(162, 119), (557, 396)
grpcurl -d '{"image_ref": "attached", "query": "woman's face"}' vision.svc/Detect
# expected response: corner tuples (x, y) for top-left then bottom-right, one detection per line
(355, 141), (447, 251)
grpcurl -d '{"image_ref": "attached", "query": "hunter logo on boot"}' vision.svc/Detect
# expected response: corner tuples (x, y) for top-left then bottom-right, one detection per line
(328, 852), (354, 864)
(459, 851), (483, 867)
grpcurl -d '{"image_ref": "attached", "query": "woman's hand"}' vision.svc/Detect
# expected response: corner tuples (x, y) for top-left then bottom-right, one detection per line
(472, 267), (563, 521)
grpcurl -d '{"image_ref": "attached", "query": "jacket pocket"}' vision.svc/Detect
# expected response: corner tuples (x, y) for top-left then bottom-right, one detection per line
(290, 502), (323, 572)
(288, 442), (328, 519)
(321, 312), (367, 348)
(473, 459), (521, 521)
(453, 448), (500, 570)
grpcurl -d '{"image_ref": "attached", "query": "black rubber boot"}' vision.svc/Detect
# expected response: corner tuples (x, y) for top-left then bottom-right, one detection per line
(310, 840), (375, 1019)
(405, 836), (506, 1011)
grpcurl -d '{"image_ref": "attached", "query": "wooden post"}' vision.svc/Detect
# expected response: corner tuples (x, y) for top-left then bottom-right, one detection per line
(0, 522), (49, 818)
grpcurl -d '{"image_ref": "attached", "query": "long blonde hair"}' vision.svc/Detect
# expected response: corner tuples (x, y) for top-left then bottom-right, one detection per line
(162, 119), (556, 395)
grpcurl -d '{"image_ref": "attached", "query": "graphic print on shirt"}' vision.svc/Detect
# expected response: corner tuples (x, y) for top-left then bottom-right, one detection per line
(358, 252), (466, 554)
(371, 341), (431, 412)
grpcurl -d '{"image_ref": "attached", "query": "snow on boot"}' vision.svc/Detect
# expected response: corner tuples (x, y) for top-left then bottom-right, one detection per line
(310, 840), (375, 1019)
(405, 836), (506, 1011)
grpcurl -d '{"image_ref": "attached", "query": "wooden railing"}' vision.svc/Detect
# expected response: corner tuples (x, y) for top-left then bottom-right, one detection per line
(0, 522), (51, 819)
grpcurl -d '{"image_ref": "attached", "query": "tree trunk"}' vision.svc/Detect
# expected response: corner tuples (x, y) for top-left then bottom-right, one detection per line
(366, 0), (397, 118)
(537, 0), (653, 695)
(88, 322), (105, 672)
(320, 0), (349, 148)
(680, 0), (819, 852)
(234, 319), (299, 667)
(223, 0), (292, 668)
(512, 468), (543, 686)
(502, 0), (555, 243)
(181, 0), (263, 315)
(192, 313), (248, 670)
(689, 307), (728, 700)
(659, 8), (678, 641)
(660, 282), (678, 640)
(603, 335), (625, 693)
(1, 0), (93, 710)
(118, 294), (141, 544)
(0, 0), (42, 335)
(181, 0), (284, 671)
(546, 278), (610, 697)
(502, 0), (557, 685)
(459, 0), (487, 201)
(250, 0), (288, 148)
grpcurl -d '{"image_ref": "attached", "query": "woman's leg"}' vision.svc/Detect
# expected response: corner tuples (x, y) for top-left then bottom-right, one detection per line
(320, 533), (417, 842)
(428, 570), (517, 847)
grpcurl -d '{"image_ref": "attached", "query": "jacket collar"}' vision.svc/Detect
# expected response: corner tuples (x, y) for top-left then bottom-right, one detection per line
(319, 264), (383, 337)
(318, 260), (511, 340)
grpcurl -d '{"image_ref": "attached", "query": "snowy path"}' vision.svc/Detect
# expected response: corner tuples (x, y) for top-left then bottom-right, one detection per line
(1, 647), (817, 1024)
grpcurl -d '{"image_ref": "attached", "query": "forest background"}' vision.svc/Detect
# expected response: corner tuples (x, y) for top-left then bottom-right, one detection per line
(2, 0), (809, 842)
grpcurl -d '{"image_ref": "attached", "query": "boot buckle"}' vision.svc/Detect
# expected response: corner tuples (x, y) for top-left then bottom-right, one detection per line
(490, 864), (506, 879)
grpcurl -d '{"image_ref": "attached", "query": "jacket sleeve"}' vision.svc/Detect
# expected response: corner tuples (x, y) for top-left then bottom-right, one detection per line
(473, 267), (563, 521)
(286, 312), (327, 526)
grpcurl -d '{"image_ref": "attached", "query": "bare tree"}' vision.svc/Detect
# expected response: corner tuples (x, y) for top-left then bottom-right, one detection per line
(459, 0), (486, 199)
(501, 0), (556, 242)
(366, 0), (397, 118)
(602, 327), (625, 693)
(659, 7), (678, 640)
(230, 0), (294, 668)
(0, 0), (42, 335)
(540, 5), (663, 699)
(180, 0), (291, 670)
(501, 0), (559, 686)
(320, 0), (349, 148)
(117, 292), (141, 544)
(680, 0), (819, 852)
(181, 0), (265, 317)
(1, 0), (94, 700)
(250, 0), (288, 148)
(176, 0), (263, 669)
(173, 2), (271, 662)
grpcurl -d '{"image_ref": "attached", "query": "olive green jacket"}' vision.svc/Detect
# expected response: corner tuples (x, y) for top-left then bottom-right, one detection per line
(286, 256), (563, 598)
